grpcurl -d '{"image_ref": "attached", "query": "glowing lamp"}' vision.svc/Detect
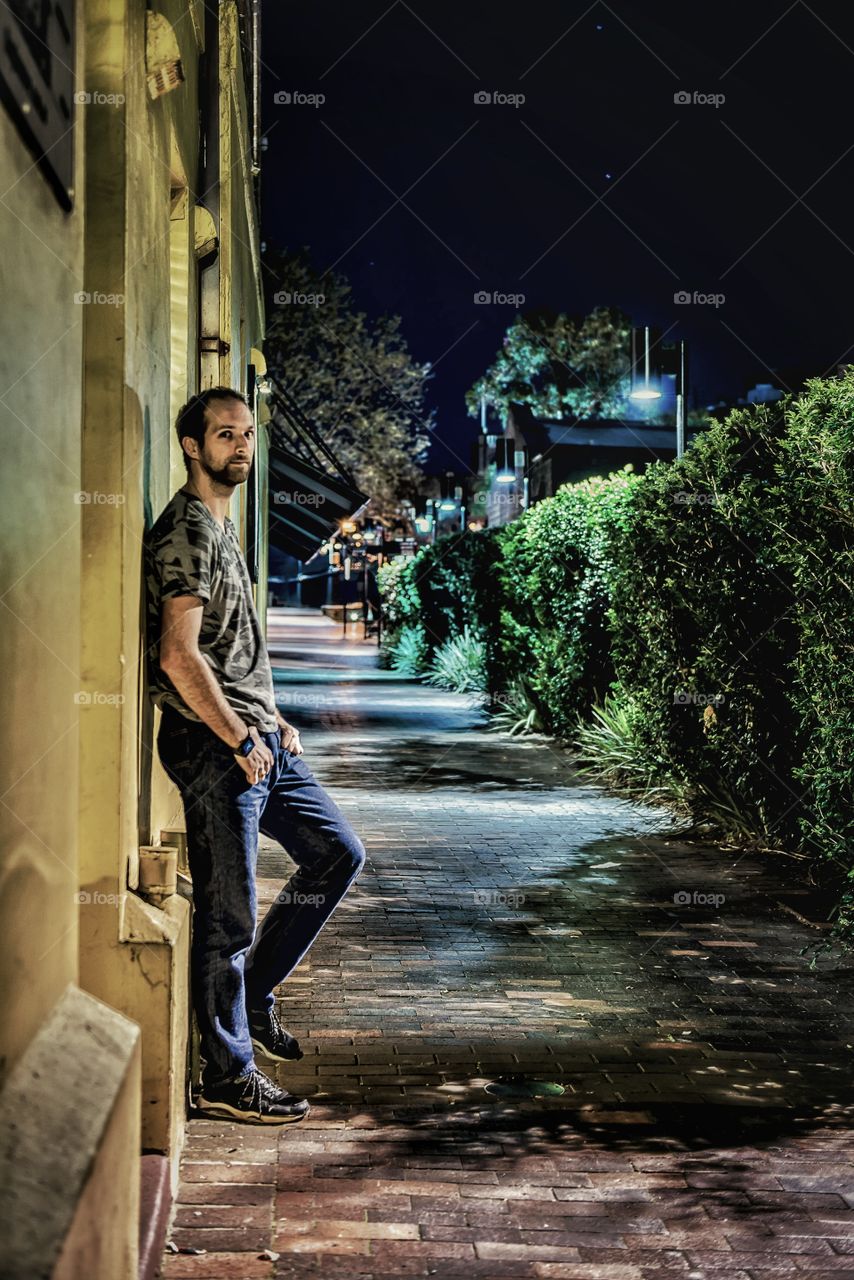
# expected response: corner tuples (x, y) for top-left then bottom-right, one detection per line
(629, 325), (663, 400)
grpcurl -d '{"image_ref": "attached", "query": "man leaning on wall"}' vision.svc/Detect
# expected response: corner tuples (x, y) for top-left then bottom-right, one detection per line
(143, 387), (366, 1124)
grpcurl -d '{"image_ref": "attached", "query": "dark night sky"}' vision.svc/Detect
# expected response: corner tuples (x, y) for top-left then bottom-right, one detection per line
(259, 2), (854, 477)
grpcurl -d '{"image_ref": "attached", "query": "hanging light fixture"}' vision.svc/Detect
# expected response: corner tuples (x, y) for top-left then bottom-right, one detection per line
(629, 325), (663, 400)
(495, 437), (516, 482)
(439, 471), (457, 510)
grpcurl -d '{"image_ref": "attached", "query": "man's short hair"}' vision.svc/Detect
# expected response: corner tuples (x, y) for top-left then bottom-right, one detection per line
(175, 387), (251, 473)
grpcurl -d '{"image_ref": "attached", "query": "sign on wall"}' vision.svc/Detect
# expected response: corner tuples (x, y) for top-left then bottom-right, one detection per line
(0, 0), (74, 210)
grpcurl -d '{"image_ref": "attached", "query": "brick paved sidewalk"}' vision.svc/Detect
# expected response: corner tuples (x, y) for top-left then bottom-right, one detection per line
(160, 612), (854, 1280)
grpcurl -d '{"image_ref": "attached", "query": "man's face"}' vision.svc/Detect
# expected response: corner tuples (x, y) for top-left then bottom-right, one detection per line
(187, 397), (256, 488)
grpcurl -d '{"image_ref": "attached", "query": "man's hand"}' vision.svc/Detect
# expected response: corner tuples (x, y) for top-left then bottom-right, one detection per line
(275, 712), (303, 756)
(233, 726), (275, 785)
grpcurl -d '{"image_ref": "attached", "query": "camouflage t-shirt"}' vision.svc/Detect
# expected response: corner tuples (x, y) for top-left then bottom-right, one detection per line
(143, 488), (278, 732)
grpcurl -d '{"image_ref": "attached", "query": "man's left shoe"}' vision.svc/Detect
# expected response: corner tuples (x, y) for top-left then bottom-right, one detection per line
(248, 1005), (304, 1062)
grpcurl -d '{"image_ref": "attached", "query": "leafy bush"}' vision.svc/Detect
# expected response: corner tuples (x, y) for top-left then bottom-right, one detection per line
(768, 376), (854, 914)
(485, 470), (640, 739)
(377, 553), (422, 634)
(606, 403), (804, 849)
(409, 531), (502, 660)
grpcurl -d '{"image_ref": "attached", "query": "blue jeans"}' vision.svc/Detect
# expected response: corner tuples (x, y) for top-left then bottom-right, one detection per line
(156, 704), (366, 1085)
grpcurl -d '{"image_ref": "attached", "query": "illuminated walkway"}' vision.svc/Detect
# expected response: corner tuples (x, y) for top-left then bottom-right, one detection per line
(161, 609), (854, 1279)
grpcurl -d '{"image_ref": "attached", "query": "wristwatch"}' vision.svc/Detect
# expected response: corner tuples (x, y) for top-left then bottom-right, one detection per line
(232, 731), (255, 757)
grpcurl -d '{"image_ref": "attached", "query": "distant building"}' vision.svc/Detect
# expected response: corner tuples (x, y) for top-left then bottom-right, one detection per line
(706, 379), (787, 420)
(746, 382), (784, 404)
(470, 402), (706, 527)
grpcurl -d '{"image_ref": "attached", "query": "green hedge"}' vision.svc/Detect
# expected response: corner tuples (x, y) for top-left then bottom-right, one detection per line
(481, 473), (639, 737)
(607, 403), (804, 848)
(379, 372), (854, 931)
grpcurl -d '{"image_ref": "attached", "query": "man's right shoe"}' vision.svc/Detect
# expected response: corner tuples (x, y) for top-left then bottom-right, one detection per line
(248, 1004), (304, 1062)
(196, 1067), (309, 1125)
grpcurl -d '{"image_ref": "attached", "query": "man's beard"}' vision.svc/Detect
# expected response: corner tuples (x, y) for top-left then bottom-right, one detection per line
(198, 453), (250, 487)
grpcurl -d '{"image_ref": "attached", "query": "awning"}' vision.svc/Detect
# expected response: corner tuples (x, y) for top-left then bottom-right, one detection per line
(266, 379), (371, 560)
(269, 442), (370, 560)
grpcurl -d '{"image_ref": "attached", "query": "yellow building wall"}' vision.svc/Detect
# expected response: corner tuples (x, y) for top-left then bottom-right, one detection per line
(1, 0), (267, 1269)
(0, 0), (86, 1090)
(0, 7), (142, 1275)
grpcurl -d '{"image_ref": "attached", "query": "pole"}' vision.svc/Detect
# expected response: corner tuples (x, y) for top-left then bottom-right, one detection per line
(362, 557), (369, 638)
(675, 339), (688, 460)
(376, 540), (383, 648)
(342, 545), (351, 638)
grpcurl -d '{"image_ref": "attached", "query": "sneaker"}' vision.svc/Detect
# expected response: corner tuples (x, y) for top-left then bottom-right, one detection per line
(248, 1005), (304, 1062)
(196, 1067), (309, 1124)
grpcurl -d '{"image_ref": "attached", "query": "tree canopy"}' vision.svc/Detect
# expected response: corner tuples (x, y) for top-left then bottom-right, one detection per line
(263, 247), (433, 524)
(465, 305), (634, 424)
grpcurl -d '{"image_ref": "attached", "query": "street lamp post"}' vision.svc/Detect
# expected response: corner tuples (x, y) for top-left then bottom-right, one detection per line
(629, 326), (689, 461)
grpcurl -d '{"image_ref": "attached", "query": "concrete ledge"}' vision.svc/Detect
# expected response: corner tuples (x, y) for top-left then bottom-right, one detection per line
(118, 884), (187, 946)
(0, 984), (141, 1280)
(81, 889), (191, 1178)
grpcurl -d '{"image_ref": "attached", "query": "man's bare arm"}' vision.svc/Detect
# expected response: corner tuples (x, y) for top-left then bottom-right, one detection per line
(159, 596), (249, 748)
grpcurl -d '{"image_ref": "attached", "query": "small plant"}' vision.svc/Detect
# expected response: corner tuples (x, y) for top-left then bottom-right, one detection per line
(423, 626), (488, 693)
(574, 690), (781, 842)
(486, 675), (547, 736)
(572, 690), (691, 811)
(387, 622), (428, 676)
